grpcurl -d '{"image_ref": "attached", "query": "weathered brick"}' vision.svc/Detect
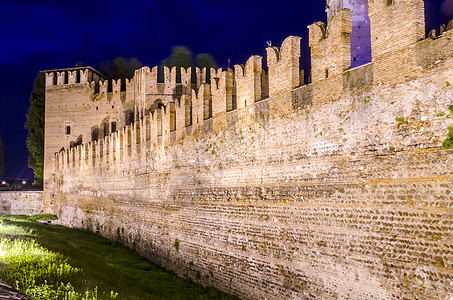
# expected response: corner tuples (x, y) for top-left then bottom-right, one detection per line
(38, 2), (453, 299)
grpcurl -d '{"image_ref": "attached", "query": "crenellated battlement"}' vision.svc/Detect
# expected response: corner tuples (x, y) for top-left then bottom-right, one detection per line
(49, 17), (453, 175)
(53, 109), (174, 172)
(43, 4), (453, 299)
(234, 55), (264, 109)
(308, 9), (352, 104)
(423, 19), (453, 40)
(309, 9), (352, 82)
(44, 67), (106, 87)
(45, 0), (453, 201)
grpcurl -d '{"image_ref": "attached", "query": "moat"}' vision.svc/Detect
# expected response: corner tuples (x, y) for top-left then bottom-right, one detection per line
(0, 214), (238, 299)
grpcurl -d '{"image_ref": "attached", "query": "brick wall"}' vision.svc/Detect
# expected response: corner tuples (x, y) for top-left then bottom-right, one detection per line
(0, 191), (43, 215)
(42, 3), (453, 298)
(48, 61), (453, 298)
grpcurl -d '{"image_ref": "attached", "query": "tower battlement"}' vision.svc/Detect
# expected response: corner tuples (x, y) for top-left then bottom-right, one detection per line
(44, 66), (106, 87)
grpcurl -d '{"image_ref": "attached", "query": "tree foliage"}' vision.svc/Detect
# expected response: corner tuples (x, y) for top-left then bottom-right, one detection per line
(195, 53), (218, 71)
(159, 46), (217, 82)
(25, 72), (45, 187)
(0, 130), (4, 177)
(195, 53), (218, 82)
(99, 57), (143, 80)
(164, 46), (194, 70)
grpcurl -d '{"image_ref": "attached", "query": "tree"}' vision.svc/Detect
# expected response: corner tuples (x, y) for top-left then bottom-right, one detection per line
(25, 72), (45, 187)
(99, 57), (143, 91)
(0, 130), (4, 177)
(99, 57), (143, 80)
(113, 57), (128, 80)
(167, 46), (194, 70)
(159, 46), (217, 82)
(195, 53), (217, 71)
(159, 46), (193, 82)
(128, 58), (143, 78)
(196, 53), (218, 82)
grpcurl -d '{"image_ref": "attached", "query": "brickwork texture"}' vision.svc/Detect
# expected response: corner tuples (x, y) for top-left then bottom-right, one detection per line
(42, 1), (453, 299)
(0, 192), (44, 215)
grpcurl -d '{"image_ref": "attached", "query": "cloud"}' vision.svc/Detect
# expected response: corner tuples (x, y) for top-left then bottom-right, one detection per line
(442, 0), (453, 16)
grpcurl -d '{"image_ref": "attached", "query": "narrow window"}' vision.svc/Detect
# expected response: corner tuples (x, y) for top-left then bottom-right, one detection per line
(203, 96), (212, 120)
(157, 105), (163, 137)
(185, 99), (192, 127)
(170, 103), (176, 132)
(76, 70), (81, 83)
(111, 122), (117, 133)
(325, 69), (329, 79)
(146, 118), (151, 140)
(103, 122), (109, 138)
(66, 125), (71, 135)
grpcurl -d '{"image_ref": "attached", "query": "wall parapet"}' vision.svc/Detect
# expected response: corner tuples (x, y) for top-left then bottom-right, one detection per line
(52, 41), (450, 175)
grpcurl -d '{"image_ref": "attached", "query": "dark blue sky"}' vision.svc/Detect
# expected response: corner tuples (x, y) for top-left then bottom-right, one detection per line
(0, 0), (451, 180)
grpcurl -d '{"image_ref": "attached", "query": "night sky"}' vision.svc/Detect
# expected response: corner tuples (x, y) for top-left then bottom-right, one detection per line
(0, 0), (451, 180)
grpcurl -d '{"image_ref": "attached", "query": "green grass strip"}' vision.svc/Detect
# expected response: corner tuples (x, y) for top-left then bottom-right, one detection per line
(0, 215), (238, 299)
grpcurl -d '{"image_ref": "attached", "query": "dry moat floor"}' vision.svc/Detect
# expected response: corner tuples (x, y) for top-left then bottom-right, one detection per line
(0, 214), (239, 300)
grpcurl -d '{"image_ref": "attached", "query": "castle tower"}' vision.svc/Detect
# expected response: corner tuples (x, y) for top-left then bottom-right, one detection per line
(368, 0), (425, 84)
(43, 68), (101, 180)
(42, 66), (136, 212)
(327, 0), (372, 68)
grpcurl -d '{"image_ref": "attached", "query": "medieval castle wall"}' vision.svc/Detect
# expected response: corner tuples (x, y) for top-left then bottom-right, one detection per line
(43, 0), (453, 299)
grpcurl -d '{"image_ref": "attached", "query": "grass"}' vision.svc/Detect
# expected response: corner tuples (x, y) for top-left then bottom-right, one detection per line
(396, 117), (408, 127)
(442, 105), (453, 149)
(443, 126), (453, 149)
(173, 238), (180, 251)
(0, 238), (88, 299)
(0, 214), (239, 300)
